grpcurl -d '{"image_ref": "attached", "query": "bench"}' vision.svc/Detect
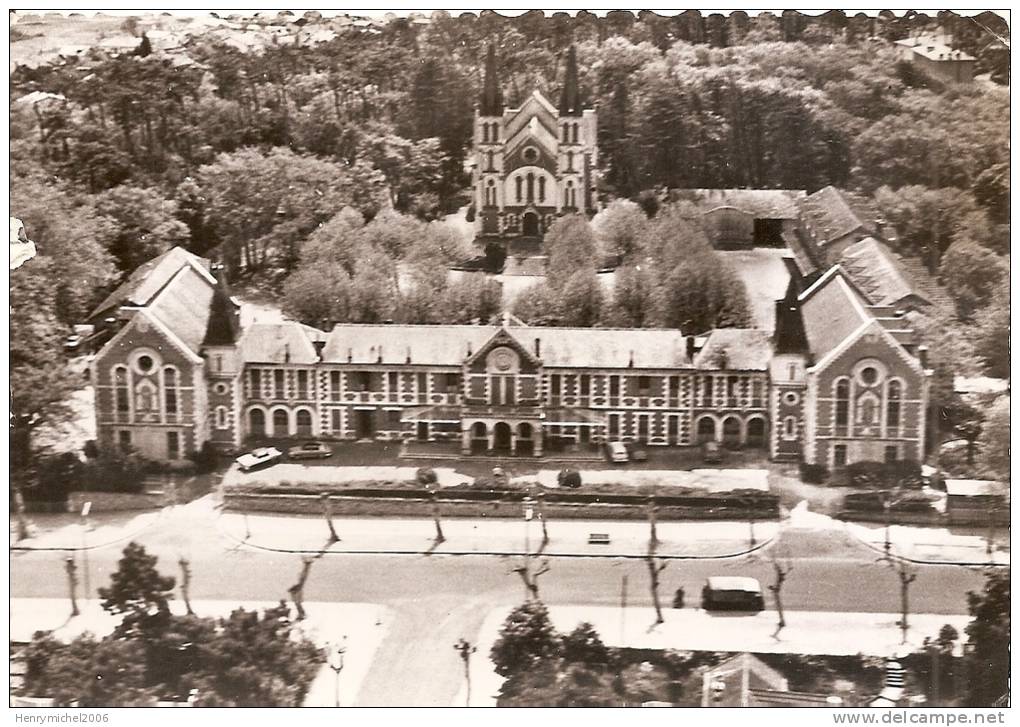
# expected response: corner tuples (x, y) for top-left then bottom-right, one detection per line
(588, 533), (611, 545)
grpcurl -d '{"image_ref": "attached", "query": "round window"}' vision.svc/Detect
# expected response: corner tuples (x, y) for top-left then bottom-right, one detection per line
(523, 147), (538, 163)
(136, 355), (154, 374)
(860, 367), (878, 386)
(783, 392), (800, 406)
(214, 383), (229, 396)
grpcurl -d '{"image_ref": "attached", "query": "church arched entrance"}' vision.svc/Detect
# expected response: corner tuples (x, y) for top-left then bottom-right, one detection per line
(522, 212), (539, 237)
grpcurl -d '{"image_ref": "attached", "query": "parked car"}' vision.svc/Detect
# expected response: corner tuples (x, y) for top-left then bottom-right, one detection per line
(701, 441), (724, 464)
(235, 447), (283, 472)
(558, 469), (582, 488)
(63, 334), (83, 354)
(625, 441), (648, 462)
(604, 441), (629, 464)
(701, 577), (765, 612)
(287, 441), (333, 460)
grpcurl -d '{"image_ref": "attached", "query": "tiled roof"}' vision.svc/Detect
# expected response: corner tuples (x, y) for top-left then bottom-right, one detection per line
(799, 186), (878, 247)
(240, 322), (321, 365)
(672, 189), (806, 219)
(146, 264), (216, 354)
(693, 329), (773, 371)
(320, 324), (693, 369)
(839, 237), (952, 312)
(90, 247), (212, 319)
(798, 267), (872, 361)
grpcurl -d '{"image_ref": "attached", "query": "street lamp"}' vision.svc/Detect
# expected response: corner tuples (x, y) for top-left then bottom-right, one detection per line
(328, 637), (347, 707)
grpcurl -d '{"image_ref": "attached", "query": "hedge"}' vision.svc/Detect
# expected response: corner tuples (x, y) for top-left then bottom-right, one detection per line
(845, 460), (923, 490)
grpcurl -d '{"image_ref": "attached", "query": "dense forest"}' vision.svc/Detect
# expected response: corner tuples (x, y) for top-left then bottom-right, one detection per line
(10, 10), (1010, 472)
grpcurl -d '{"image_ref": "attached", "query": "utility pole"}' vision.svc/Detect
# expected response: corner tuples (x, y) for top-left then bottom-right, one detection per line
(80, 501), (92, 604)
(328, 638), (346, 707)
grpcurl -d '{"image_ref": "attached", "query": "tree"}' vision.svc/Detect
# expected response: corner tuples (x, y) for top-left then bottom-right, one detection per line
(135, 33), (152, 58)
(287, 556), (316, 620)
(592, 199), (648, 261)
(971, 298), (1010, 379)
(319, 494), (340, 544)
(963, 569), (1009, 707)
(490, 601), (562, 678)
(606, 264), (655, 327)
(644, 554), (668, 625)
(94, 184), (191, 273)
(939, 242), (1008, 320)
(512, 558), (551, 601)
(190, 604), (324, 707)
(978, 396), (1009, 480)
(561, 622), (612, 666)
(10, 261), (76, 474)
(544, 214), (599, 282)
(98, 542), (175, 621)
(22, 634), (152, 707)
(11, 172), (119, 323)
(769, 553), (793, 635)
(555, 269), (604, 327)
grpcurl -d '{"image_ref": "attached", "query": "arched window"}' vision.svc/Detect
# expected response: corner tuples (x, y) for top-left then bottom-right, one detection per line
(566, 150), (574, 172)
(572, 123), (579, 144)
(526, 172), (535, 203)
(486, 151), (494, 171)
(164, 367), (178, 416)
(783, 416), (797, 439)
(482, 123), (489, 143)
(538, 176), (546, 203)
(565, 180), (576, 208)
(135, 380), (157, 413)
(515, 176), (523, 203)
(835, 379), (850, 428)
(485, 179), (496, 207)
(887, 380), (902, 429)
(491, 124), (499, 142)
(114, 366), (129, 415)
(562, 124), (569, 143)
(273, 409), (290, 436)
(215, 406), (228, 429)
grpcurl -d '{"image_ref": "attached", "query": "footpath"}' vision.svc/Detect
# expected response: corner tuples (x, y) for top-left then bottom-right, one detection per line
(10, 597), (389, 708)
(11, 497), (1007, 565)
(463, 604), (974, 707)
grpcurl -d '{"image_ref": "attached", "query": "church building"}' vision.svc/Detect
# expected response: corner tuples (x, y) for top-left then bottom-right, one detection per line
(472, 45), (598, 246)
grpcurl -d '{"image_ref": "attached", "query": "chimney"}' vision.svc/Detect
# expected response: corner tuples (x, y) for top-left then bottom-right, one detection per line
(347, 347), (353, 363)
(917, 344), (929, 369)
(406, 346), (412, 364)
(312, 340), (325, 359)
(377, 346), (383, 364)
(628, 350), (634, 368)
(534, 338), (541, 358)
(686, 337), (696, 362)
(284, 343), (290, 363)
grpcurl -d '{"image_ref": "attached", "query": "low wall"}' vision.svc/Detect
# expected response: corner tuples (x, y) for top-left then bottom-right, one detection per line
(836, 510), (943, 526)
(223, 492), (779, 521)
(67, 491), (164, 513)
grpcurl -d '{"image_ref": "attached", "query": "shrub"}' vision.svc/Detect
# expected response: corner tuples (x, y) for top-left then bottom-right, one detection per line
(557, 470), (582, 488)
(189, 441), (219, 474)
(799, 462), (829, 484)
(846, 460), (923, 490)
(415, 467), (437, 486)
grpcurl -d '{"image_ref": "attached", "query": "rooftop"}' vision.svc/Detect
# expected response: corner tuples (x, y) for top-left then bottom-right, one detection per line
(671, 188), (806, 220)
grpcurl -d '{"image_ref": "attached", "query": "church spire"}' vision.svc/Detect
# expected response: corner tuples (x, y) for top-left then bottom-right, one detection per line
(558, 45), (582, 117)
(480, 44), (503, 116)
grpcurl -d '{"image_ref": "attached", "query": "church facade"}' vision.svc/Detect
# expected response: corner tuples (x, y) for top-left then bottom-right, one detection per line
(472, 46), (598, 244)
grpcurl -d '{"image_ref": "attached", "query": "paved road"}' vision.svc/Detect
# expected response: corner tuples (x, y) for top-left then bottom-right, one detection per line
(10, 511), (988, 707)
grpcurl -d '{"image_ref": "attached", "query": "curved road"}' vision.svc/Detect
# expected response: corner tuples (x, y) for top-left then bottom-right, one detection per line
(10, 516), (987, 706)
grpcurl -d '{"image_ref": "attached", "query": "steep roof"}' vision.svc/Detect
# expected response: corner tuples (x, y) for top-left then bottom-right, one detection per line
(479, 44), (503, 116)
(839, 237), (952, 312)
(773, 277), (810, 356)
(558, 45), (582, 116)
(202, 275), (242, 346)
(240, 322), (320, 365)
(797, 267), (873, 362)
(145, 264), (216, 355)
(90, 246), (212, 319)
(693, 329), (773, 371)
(320, 324), (693, 369)
(799, 186), (879, 247)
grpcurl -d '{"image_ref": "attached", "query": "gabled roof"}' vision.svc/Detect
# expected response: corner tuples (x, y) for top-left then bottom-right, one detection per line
(322, 325), (494, 367)
(798, 267), (873, 362)
(694, 329), (773, 371)
(202, 275), (242, 346)
(240, 322), (320, 365)
(145, 264), (216, 354)
(799, 186), (879, 246)
(90, 246), (213, 319)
